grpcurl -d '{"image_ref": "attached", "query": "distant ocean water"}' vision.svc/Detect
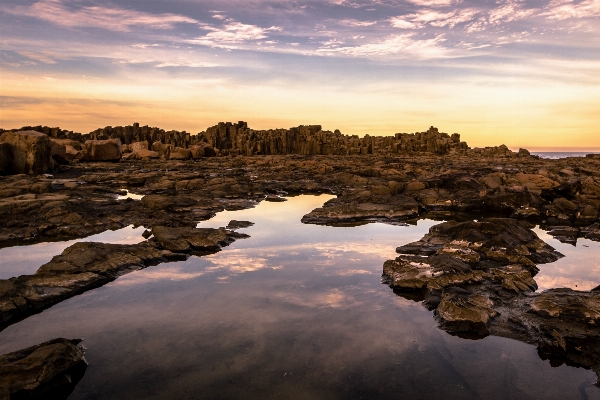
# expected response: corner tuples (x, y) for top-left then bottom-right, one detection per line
(531, 152), (600, 159)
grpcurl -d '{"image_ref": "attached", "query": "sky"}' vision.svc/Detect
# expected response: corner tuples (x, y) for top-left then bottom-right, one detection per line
(1, 0), (599, 150)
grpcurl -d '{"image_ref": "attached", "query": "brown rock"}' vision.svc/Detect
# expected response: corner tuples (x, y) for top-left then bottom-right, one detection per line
(0, 130), (52, 174)
(83, 139), (122, 161)
(169, 147), (191, 160)
(0, 338), (87, 399)
(151, 226), (248, 253)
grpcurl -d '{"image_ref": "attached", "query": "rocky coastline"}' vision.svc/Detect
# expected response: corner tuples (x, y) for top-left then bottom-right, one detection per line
(1, 122), (600, 396)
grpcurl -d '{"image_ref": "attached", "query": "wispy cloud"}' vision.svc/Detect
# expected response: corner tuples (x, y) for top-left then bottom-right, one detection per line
(317, 33), (449, 59)
(187, 21), (282, 49)
(3, 0), (198, 32)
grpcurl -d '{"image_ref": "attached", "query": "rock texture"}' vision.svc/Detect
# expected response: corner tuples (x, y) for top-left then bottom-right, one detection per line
(82, 139), (122, 162)
(0, 131), (52, 175)
(382, 218), (600, 379)
(0, 227), (247, 328)
(0, 338), (87, 400)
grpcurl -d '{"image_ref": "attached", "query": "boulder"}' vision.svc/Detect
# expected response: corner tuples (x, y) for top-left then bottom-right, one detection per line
(131, 141), (148, 153)
(83, 139), (122, 161)
(134, 149), (159, 159)
(0, 130), (52, 174)
(0, 142), (12, 175)
(190, 142), (217, 158)
(0, 338), (87, 399)
(169, 147), (191, 160)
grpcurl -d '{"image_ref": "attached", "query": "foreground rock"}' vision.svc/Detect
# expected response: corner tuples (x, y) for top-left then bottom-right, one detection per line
(0, 227), (248, 328)
(0, 338), (87, 400)
(382, 218), (600, 380)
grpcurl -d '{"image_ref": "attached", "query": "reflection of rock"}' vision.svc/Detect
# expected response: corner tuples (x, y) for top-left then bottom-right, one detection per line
(151, 226), (248, 253)
(0, 338), (87, 400)
(226, 220), (255, 230)
(0, 226), (248, 327)
(383, 218), (600, 380)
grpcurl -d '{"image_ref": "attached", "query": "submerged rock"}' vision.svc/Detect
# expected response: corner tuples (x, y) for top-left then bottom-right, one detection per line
(0, 338), (87, 399)
(383, 218), (600, 380)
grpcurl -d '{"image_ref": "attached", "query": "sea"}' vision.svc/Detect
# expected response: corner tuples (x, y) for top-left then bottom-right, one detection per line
(532, 152), (600, 159)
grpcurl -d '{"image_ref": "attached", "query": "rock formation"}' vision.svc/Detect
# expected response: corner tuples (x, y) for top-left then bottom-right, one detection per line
(382, 218), (600, 379)
(0, 131), (52, 174)
(0, 338), (87, 399)
(0, 227), (248, 328)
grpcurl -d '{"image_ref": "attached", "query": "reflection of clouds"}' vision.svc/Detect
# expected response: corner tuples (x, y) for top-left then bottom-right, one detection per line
(205, 251), (282, 274)
(272, 288), (356, 309)
(533, 227), (600, 291)
(114, 267), (207, 286)
(0, 225), (147, 279)
(536, 276), (598, 292)
(314, 242), (397, 259)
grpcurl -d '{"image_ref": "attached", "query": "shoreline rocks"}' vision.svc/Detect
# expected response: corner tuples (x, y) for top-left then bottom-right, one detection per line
(382, 218), (600, 380)
(0, 227), (248, 328)
(0, 338), (87, 400)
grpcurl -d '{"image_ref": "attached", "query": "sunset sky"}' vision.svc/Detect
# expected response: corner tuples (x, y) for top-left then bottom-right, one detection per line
(1, 0), (599, 150)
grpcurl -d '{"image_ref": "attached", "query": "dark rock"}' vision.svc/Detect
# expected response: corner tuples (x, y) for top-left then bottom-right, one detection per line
(0, 241), (184, 326)
(0, 131), (52, 175)
(151, 226), (248, 253)
(226, 220), (255, 230)
(0, 142), (12, 175)
(0, 338), (87, 400)
(383, 218), (600, 380)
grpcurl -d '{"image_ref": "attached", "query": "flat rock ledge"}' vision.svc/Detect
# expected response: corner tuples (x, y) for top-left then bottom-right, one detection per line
(0, 226), (248, 328)
(0, 338), (87, 400)
(382, 218), (600, 380)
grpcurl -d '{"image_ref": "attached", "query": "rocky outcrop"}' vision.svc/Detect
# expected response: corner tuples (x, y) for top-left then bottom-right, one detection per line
(0, 338), (87, 399)
(199, 123), (470, 156)
(382, 218), (600, 379)
(0, 131), (52, 175)
(82, 139), (122, 161)
(0, 226), (247, 327)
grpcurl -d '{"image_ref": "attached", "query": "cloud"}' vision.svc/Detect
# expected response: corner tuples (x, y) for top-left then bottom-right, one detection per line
(335, 19), (378, 27)
(317, 33), (449, 59)
(542, 0), (600, 20)
(391, 8), (479, 29)
(18, 51), (58, 64)
(406, 0), (463, 6)
(187, 22), (282, 49)
(3, 0), (198, 32)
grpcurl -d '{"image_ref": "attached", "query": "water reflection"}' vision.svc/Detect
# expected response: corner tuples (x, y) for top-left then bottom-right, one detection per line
(0, 225), (147, 279)
(534, 227), (600, 292)
(0, 196), (598, 399)
(116, 189), (145, 200)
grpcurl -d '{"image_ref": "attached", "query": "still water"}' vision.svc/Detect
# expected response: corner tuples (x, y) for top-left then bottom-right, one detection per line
(0, 195), (598, 399)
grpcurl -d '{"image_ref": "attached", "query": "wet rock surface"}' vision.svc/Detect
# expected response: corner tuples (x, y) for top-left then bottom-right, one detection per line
(0, 228), (247, 328)
(382, 218), (600, 380)
(0, 338), (87, 400)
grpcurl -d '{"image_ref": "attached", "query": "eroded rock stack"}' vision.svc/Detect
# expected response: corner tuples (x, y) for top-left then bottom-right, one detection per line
(198, 122), (470, 156)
